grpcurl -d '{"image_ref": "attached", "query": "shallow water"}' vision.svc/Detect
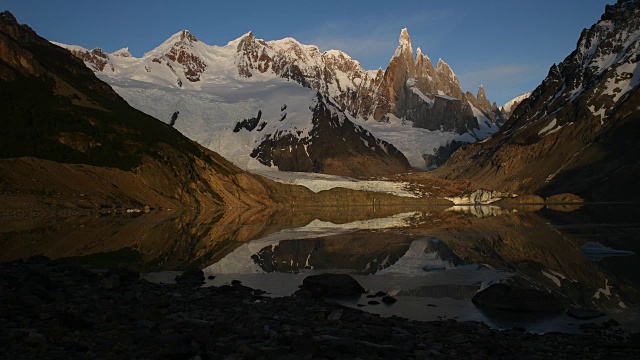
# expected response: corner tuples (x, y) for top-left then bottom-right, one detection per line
(2, 203), (639, 333)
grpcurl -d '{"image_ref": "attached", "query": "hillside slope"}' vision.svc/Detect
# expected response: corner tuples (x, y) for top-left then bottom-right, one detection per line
(0, 11), (288, 211)
(435, 0), (640, 201)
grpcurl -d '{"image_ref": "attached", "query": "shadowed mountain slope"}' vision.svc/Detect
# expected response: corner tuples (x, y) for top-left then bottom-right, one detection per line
(435, 0), (640, 201)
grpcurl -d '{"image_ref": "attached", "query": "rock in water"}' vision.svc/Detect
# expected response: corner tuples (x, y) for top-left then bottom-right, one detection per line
(295, 273), (365, 298)
(26, 254), (52, 264)
(382, 296), (397, 304)
(106, 267), (140, 283)
(175, 269), (205, 285)
(567, 307), (606, 320)
(472, 283), (564, 312)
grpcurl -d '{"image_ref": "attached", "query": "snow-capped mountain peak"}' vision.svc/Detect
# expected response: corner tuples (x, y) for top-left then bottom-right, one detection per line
(51, 41), (88, 53)
(52, 42), (113, 72)
(164, 29), (198, 45)
(137, 29), (212, 84)
(111, 47), (132, 57)
(500, 91), (532, 117)
(226, 31), (255, 47)
(58, 27), (506, 172)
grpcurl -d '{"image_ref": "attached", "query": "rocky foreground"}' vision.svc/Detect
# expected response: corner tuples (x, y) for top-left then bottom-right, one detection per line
(1, 257), (639, 359)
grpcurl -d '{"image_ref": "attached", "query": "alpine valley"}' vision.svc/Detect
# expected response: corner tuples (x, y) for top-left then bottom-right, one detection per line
(3, 2), (640, 358)
(0, 10), (458, 215)
(1, 0), (639, 207)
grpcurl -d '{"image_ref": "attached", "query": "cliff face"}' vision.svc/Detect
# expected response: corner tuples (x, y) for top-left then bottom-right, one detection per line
(249, 94), (412, 177)
(435, 0), (640, 201)
(371, 31), (480, 133)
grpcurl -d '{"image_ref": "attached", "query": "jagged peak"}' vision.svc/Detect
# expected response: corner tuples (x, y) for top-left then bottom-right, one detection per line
(56, 42), (108, 59)
(111, 47), (132, 57)
(436, 59), (460, 85)
(465, 90), (477, 100)
(394, 28), (413, 58)
(51, 41), (89, 53)
(271, 36), (306, 50)
(436, 58), (452, 71)
(279, 36), (300, 43)
(478, 84), (486, 98)
(143, 29), (202, 59)
(163, 29), (198, 46)
(399, 28), (411, 47)
(89, 47), (108, 57)
(323, 49), (352, 59)
(415, 47), (432, 63)
(180, 29), (198, 42)
(226, 31), (255, 46)
(501, 91), (532, 112)
(1, 10), (17, 23)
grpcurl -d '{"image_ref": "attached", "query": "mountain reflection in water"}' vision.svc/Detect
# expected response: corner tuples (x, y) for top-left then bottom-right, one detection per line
(1, 203), (638, 332)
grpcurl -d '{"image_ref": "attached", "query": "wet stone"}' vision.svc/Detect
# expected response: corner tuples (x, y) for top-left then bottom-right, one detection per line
(567, 307), (607, 320)
(175, 269), (205, 285)
(1, 259), (639, 359)
(382, 296), (397, 304)
(106, 267), (140, 283)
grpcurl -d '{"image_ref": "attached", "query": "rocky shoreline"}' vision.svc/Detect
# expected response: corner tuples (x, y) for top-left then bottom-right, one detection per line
(1, 257), (639, 359)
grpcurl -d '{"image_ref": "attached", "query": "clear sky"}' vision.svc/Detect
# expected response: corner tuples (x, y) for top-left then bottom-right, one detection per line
(4, 0), (613, 105)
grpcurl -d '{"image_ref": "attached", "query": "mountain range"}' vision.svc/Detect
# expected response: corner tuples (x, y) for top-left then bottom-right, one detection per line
(54, 27), (505, 175)
(2, 0), (639, 205)
(0, 10), (440, 214)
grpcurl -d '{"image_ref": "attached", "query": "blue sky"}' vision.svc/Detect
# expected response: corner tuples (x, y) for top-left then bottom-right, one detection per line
(5, 0), (612, 105)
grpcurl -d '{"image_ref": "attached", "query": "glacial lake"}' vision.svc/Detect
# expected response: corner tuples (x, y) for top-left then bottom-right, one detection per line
(1, 203), (639, 334)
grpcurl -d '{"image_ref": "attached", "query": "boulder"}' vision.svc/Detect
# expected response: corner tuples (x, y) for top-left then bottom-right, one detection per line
(567, 307), (606, 320)
(106, 267), (140, 282)
(382, 296), (397, 304)
(472, 283), (564, 312)
(175, 269), (205, 285)
(295, 273), (365, 298)
(25, 254), (52, 264)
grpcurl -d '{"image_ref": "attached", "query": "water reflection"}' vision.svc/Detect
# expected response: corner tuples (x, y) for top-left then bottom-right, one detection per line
(1, 203), (638, 332)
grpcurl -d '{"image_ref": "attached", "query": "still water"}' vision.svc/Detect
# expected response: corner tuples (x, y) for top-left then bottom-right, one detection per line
(1, 203), (639, 334)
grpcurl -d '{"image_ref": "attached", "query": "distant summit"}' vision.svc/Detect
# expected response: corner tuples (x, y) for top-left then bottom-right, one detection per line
(500, 92), (532, 118)
(112, 47), (132, 57)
